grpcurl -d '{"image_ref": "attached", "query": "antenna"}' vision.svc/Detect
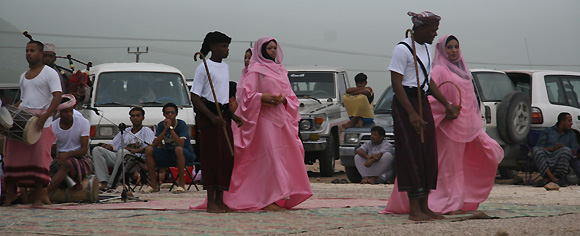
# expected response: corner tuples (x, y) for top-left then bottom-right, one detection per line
(524, 38), (532, 70)
(127, 47), (148, 63)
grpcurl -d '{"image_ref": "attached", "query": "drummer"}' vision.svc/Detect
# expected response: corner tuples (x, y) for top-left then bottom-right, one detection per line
(2, 40), (63, 207)
(47, 94), (92, 201)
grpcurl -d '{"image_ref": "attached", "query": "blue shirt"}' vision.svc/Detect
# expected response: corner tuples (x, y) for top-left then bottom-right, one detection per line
(155, 119), (194, 152)
(536, 125), (579, 150)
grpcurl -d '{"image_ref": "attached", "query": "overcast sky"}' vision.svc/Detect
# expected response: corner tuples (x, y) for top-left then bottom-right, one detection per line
(1, 0), (579, 93)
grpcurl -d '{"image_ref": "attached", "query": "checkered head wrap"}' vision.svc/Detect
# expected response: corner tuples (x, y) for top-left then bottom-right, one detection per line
(408, 11), (441, 27)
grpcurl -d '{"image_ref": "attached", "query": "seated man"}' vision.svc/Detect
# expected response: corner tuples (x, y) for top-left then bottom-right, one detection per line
(533, 112), (579, 187)
(144, 103), (195, 193)
(354, 126), (394, 184)
(92, 107), (155, 190)
(342, 73), (374, 129)
(48, 95), (93, 200)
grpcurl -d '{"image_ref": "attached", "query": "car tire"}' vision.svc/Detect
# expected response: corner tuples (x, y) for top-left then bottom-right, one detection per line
(345, 166), (362, 183)
(319, 133), (336, 177)
(496, 91), (531, 144)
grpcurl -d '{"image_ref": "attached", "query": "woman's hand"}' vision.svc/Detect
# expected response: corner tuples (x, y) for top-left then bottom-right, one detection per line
(261, 93), (280, 106)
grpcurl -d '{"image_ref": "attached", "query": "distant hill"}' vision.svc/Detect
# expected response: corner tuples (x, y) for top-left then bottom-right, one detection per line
(0, 17), (28, 83)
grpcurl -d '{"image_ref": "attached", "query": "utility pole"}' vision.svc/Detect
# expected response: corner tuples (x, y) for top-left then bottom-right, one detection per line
(127, 47), (148, 63)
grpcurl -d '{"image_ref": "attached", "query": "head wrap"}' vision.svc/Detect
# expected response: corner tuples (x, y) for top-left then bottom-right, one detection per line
(408, 11), (441, 27)
(261, 40), (276, 61)
(57, 94), (76, 111)
(247, 36), (285, 75)
(44, 43), (56, 53)
(199, 31), (232, 57)
(433, 35), (471, 80)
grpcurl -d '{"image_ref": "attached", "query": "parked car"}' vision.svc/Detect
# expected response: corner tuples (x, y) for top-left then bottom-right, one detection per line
(471, 69), (532, 178)
(0, 83), (21, 106)
(287, 66), (350, 177)
(81, 63), (196, 148)
(339, 86), (395, 183)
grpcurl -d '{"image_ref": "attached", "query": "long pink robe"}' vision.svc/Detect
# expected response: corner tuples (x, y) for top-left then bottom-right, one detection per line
(193, 37), (312, 211)
(383, 35), (503, 214)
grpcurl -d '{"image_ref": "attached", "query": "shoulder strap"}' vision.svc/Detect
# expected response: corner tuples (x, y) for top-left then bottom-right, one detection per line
(398, 42), (429, 89)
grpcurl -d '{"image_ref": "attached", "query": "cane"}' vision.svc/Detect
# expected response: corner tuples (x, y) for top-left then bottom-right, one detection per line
(193, 52), (234, 156)
(22, 31), (33, 41)
(405, 29), (424, 143)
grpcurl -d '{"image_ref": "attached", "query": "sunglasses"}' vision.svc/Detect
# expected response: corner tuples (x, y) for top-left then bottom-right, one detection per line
(164, 111), (176, 115)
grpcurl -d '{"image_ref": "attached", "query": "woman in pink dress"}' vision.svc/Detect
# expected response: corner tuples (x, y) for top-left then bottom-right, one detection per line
(383, 35), (504, 215)
(194, 37), (312, 211)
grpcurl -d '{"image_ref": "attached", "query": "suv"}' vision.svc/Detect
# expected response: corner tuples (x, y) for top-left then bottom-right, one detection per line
(287, 66), (350, 177)
(339, 87), (395, 183)
(472, 69), (532, 178)
(82, 63), (196, 148)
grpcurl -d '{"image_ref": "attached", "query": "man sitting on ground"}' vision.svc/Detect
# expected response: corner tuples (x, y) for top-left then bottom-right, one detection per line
(144, 103), (195, 193)
(354, 126), (395, 184)
(92, 107), (155, 190)
(48, 94), (93, 200)
(533, 112), (579, 188)
(342, 73), (374, 129)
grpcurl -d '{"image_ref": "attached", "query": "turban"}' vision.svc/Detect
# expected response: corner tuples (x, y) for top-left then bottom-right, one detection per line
(408, 11), (441, 27)
(44, 43), (56, 53)
(199, 31), (231, 57)
(57, 94), (76, 111)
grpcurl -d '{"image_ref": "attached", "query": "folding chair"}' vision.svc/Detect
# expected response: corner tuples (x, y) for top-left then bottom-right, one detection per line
(167, 160), (200, 191)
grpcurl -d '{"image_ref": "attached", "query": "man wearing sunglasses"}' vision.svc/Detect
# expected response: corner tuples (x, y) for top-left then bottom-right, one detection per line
(144, 103), (195, 193)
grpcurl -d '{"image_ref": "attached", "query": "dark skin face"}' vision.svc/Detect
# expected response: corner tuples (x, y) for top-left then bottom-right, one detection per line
(414, 23), (439, 44)
(370, 130), (385, 145)
(129, 110), (144, 127)
(210, 42), (230, 62)
(25, 43), (43, 66)
(42, 51), (56, 65)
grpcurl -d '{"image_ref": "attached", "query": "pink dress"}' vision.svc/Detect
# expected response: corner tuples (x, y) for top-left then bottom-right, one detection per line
(382, 35), (503, 214)
(193, 37), (312, 211)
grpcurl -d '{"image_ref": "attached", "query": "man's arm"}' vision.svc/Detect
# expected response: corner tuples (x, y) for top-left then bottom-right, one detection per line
(36, 91), (62, 131)
(428, 80), (459, 120)
(391, 71), (426, 133)
(191, 93), (225, 127)
(345, 87), (372, 96)
(55, 136), (89, 164)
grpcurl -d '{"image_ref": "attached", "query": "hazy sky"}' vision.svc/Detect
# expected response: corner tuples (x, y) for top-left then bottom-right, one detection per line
(1, 0), (579, 93)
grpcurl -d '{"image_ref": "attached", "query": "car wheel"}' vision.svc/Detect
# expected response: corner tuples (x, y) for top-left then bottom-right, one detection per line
(345, 166), (362, 183)
(497, 91), (531, 144)
(319, 133), (336, 177)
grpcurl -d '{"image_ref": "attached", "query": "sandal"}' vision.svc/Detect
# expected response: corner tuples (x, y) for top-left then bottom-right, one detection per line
(173, 186), (186, 194)
(556, 179), (568, 187)
(331, 179), (340, 184)
(534, 180), (547, 187)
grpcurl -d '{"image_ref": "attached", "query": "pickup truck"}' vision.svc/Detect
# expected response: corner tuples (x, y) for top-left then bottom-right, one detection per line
(287, 66), (350, 177)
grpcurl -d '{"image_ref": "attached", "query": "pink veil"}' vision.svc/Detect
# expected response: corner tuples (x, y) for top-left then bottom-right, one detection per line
(433, 35), (471, 80)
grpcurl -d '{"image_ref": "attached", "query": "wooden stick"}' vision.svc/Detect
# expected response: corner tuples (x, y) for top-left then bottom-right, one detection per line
(194, 52), (234, 156)
(406, 29), (424, 143)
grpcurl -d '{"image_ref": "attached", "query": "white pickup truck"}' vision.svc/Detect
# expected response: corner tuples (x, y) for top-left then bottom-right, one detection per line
(81, 63), (196, 148)
(287, 66), (350, 177)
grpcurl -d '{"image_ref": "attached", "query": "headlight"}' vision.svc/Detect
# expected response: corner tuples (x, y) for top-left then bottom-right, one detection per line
(344, 133), (359, 144)
(299, 119), (312, 131)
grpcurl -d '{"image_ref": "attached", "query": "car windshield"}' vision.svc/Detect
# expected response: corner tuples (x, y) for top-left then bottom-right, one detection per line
(374, 86), (394, 114)
(472, 71), (515, 102)
(289, 72), (335, 98)
(94, 72), (191, 106)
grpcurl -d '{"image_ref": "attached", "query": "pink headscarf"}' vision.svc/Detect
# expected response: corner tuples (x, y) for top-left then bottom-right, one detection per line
(247, 37), (285, 76)
(57, 94), (76, 111)
(433, 35), (472, 80)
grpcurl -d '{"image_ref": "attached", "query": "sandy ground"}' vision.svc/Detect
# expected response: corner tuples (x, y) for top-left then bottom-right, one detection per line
(114, 161), (580, 236)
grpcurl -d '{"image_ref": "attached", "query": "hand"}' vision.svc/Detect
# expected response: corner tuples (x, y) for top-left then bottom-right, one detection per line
(409, 112), (427, 134)
(232, 114), (243, 127)
(553, 143), (563, 151)
(56, 152), (70, 164)
(210, 115), (225, 127)
(163, 119), (172, 130)
(364, 158), (376, 168)
(102, 143), (113, 151)
(261, 93), (280, 106)
(35, 113), (49, 132)
(444, 103), (460, 120)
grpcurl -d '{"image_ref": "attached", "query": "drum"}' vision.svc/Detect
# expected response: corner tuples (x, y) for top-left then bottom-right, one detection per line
(50, 175), (99, 203)
(0, 106), (13, 129)
(0, 105), (42, 145)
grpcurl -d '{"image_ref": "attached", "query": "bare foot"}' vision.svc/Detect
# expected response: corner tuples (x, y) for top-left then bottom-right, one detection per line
(218, 203), (237, 213)
(446, 210), (467, 215)
(355, 118), (364, 127)
(2, 195), (17, 206)
(31, 199), (44, 208)
(360, 177), (369, 184)
(263, 203), (285, 211)
(207, 202), (226, 213)
(409, 211), (433, 221)
(423, 209), (445, 220)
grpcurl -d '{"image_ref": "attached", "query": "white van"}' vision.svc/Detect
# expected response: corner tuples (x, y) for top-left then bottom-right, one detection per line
(81, 63), (196, 148)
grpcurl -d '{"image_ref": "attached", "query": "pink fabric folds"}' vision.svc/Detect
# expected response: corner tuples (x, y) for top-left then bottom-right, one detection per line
(382, 35), (503, 214)
(193, 37), (312, 211)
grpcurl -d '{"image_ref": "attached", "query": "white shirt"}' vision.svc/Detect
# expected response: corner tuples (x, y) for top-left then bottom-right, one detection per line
(388, 37), (433, 92)
(190, 59), (230, 104)
(20, 65), (63, 127)
(52, 115), (90, 153)
(110, 126), (155, 158)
